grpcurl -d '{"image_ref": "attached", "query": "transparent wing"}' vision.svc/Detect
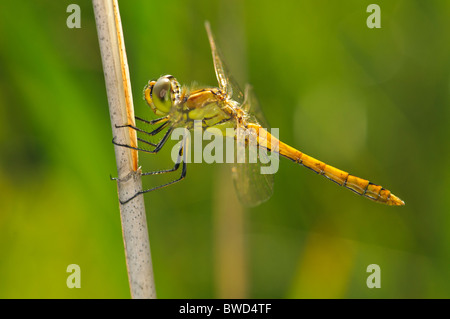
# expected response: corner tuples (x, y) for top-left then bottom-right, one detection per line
(241, 84), (270, 129)
(232, 124), (274, 207)
(236, 85), (274, 206)
(205, 21), (244, 103)
(205, 21), (274, 206)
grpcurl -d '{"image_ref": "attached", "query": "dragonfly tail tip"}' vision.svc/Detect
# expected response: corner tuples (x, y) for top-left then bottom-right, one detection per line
(389, 193), (405, 206)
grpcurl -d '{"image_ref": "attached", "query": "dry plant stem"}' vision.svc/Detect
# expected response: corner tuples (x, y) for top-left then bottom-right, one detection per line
(92, 0), (156, 299)
(214, 166), (247, 298)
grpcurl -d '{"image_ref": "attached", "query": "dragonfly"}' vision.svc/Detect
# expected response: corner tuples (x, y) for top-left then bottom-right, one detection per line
(113, 21), (405, 207)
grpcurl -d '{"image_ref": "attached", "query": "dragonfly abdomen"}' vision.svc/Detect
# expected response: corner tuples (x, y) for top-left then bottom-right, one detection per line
(244, 123), (406, 206)
(280, 145), (404, 206)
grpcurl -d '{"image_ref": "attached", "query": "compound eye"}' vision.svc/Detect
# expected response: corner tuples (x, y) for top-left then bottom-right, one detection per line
(152, 77), (172, 113)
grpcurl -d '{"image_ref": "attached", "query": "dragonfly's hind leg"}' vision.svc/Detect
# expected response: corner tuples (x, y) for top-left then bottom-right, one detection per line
(118, 144), (187, 205)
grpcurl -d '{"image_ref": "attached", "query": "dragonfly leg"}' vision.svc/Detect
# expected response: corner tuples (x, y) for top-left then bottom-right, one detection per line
(137, 137), (157, 148)
(110, 139), (180, 183)
(135, 115), (169, 126)
(112, 127), (174, 154)
(115, 121), (169, 136)
(141, 144), (183, 176)
(119, 144), (187, 205)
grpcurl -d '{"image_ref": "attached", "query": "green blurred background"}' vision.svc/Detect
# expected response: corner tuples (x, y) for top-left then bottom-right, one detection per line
(0, 0), (449, 298)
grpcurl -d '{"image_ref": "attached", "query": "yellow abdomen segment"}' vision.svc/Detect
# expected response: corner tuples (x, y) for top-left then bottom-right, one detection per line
(249, 124), (405, 206)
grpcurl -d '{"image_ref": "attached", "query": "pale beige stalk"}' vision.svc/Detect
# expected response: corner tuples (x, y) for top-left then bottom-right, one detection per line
(92, 0), (156, 298)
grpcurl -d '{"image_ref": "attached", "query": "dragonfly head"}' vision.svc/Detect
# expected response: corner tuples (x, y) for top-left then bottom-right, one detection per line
(143, 75), (181, 116)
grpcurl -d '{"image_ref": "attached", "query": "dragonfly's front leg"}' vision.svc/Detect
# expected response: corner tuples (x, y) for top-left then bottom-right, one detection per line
(114, 116), (171, 149)
(115, 120), (169, 137)
(112, 127), (174, 154)
(135, 115), (169, 126)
